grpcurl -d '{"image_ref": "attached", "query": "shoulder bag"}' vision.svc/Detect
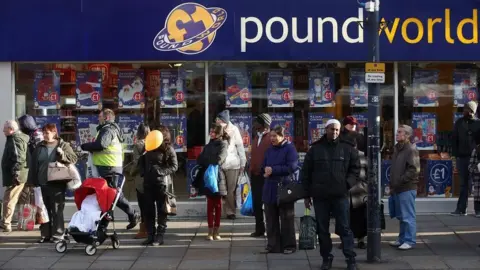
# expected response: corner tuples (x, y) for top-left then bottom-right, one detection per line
(163, 178), (177, 216)
(277, 169), (306, 205)
(47, 162), (73, 181)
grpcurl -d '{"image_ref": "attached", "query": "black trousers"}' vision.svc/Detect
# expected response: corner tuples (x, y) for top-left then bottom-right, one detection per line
(143, 184), (168, 236)
(40, 181), (66, 239)
(264, 202), (296, 253)
(99, 171), (135, 220)
(251, 174), (265, 233)
(136, 189), (146, 223)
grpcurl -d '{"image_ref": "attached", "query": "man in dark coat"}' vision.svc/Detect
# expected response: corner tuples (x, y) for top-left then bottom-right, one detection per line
(302, 119), (360, 270)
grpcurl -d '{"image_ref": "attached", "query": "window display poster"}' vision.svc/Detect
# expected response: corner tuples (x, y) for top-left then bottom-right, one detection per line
(267, 70), (294, 107)
(117, 70), (145, 109)
(75, 71), (102, 110)
(76, 115), (98, 151)
(453, 69), (478, 107)
(426, 160), (453, 197)
(159, 69), (186, 108)
(308, 113), (334, 144)
(34, 116), (60, 134)
(349, 69), (368, 107)
(454, 112), (463, 124)
(225, 68), (252, 108)
(159, 113), (187, 152)
(186, 160), (205, 199)
(33, 71), (60, 109)
(117, 115), (143, 153)
(352, 113), (368, 135)
(413, 69), (440, 107)
(270, 113), (294, 142)
(309, 70), (335, 107)
(146, 69), (160, 99)
(381, 160), (391, 197)
(230, 113), (252, 152)
(412, 112), (437, 150)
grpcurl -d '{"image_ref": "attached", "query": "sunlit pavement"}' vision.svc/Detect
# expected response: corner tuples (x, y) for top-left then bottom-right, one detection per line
(0, 215), (479, 269)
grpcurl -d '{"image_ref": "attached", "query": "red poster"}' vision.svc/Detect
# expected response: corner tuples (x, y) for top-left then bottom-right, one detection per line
(146, 69), (160, 98)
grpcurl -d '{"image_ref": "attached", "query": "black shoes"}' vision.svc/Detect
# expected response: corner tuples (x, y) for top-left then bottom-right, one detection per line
(227, 214), (236, 220)
(346, 261), (358, 270)
(126, 212), (141, 230)
(449, 210), (467, 216)
(357, 241), (366, 249)
(321, 255), (334, 270)
(250, 231), (265, 237)
(142, 235), (164, 246)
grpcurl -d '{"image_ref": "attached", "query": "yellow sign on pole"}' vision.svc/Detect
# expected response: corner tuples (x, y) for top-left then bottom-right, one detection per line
(365, 63), (385, 73)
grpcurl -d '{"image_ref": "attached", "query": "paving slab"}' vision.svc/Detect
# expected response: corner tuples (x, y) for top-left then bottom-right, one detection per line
(130, 257), (181, 270)
(88, 260), (135, 270)
(1, 256), (59, 269)
(178, 259), (229, 270)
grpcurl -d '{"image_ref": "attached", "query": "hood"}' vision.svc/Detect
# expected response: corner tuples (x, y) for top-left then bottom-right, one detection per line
(18, 115), (38, 134)
(217, 110), (230, 123)
(272, 139), (290, 149)
(312, 134), (355, 147)
(97, 121), (124, 143)
(11, 131), (30, 142)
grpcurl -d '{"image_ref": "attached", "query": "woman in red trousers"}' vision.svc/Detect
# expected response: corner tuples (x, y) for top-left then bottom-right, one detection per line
(196, 124), (229, 240)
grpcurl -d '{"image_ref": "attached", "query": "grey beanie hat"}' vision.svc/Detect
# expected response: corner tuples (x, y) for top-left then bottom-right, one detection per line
(466, 101), (478, 114)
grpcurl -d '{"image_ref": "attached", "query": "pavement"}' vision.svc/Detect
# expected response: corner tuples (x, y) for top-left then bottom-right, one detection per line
(0, 215), (479, 269)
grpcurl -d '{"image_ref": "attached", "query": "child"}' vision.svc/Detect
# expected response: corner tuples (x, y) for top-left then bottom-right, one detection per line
(468, 135), (480, 217)
(197, 124), (229, 240)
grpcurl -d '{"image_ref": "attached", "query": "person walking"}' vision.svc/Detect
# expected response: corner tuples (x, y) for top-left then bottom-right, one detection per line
(216, 110), (246, 219)
(451, 101), (480, 216)
(262, 125), (298, 255)
(468, 134), (480, 217)
(389, 125), (420, 251)
(302, 119), (360, 270)
(130, 123), (150, 239)
(81, 109), (139, 230)
(28, 123), (77, 242)
(197, 124), (229, 240)
(0, 120), (29, 232)
(249, 113), (272, 237)
(139, 126), (178, 246)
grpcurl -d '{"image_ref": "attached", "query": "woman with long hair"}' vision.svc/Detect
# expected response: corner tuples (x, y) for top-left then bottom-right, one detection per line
(139, 125), (178, 246)
(196, 124), (229, 240)
(131, 123), (150, 239)
(28, 123), (77, 243)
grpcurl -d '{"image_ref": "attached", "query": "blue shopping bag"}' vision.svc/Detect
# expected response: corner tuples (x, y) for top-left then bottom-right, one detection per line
(203, 165), (219, 193)
(240, 190), (254, 216)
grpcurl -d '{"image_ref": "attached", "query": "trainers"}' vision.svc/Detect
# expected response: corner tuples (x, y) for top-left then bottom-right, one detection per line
(320, 255), (334, 270)
(398, 243), (413, 250)
(449, 210), (467, 216)
(389, 240), (402, 247)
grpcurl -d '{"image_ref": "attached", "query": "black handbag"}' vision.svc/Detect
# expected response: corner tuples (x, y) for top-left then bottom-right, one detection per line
(277, 170), (305, 205)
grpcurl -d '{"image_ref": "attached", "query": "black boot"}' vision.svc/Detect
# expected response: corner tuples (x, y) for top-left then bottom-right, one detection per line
(142, 235), (155, 246)
(126, 211), (141, 230)
(155, 234), (164, 246)
(321, 255), (334, 270)
(346, 258), (358, 270)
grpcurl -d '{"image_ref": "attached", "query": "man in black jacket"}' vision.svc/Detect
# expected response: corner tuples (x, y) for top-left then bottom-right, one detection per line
(451, 101), (480, 216)
(302, 119), (360, 270)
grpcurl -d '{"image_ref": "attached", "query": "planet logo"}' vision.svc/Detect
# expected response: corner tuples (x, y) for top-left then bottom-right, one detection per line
(153, 2), (227, 55)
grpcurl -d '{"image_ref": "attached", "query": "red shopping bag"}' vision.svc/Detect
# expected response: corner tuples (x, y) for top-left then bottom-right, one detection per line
(17, 204), (36, 231)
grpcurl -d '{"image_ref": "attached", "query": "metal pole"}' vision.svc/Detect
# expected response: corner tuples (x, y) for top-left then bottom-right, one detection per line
(366, 0), (382, 263)
(204, 61), (209, 145)
(394, 62), (399, 134)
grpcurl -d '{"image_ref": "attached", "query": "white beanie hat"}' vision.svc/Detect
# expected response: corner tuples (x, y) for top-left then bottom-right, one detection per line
(325, 119), (341, 127)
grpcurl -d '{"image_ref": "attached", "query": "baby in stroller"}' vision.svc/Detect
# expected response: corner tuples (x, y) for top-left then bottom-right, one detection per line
(55, 175), (124, 256)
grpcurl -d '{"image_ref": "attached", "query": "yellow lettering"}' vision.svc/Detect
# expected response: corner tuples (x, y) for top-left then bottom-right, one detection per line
(457, 9), (478, 44)
(427, 18), (442, 43)
(401, 18), (424, 44)
(445, 9), (455, 44)
(379, 18), (400, 43)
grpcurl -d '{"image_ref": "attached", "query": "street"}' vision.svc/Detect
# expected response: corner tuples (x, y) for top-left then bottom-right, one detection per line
(0, 215), (479, 269)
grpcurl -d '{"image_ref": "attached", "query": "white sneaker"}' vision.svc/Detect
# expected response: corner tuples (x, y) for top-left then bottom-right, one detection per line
(398, 243), (413, 250)
(389, 241), (401, 247)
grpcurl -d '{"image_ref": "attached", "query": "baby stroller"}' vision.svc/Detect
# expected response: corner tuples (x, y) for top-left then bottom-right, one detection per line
(55, 173), (125, 256)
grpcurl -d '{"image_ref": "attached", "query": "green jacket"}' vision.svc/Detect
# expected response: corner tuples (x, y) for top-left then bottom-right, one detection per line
(1, 131), (30, 187)
(27, 139), (78, 186)
(130, 140), (145, 193)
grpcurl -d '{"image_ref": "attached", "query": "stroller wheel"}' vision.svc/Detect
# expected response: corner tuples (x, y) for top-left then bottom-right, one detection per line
(111, 236), (120, 249)
(55, 241), (67, 253)
(85, 245), (97, 256)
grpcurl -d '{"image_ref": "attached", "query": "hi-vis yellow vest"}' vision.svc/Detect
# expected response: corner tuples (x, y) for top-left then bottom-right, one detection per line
(92, 127), (123, 167)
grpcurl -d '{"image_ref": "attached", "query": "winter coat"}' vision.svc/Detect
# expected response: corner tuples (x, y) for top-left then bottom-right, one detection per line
(222, 122), (246, 170)
(349, 151), (368, 209)
(301, 135), (360, 199)
(261, 140), (298, 204)
(341, 128), (366, 153)
(18, 114), (44, 155)
(390, 141), (420, 194)
(196, 138), (228, 196)
(452, 116), (480, 157)
(28, 139), (78, 186)
(1, 131), (30, 187)
(139, 145), (178, 187)
(130, 139), (145, 193)
(249, 131), (271, 176)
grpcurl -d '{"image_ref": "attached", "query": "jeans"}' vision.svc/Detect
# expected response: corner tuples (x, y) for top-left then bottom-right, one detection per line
(251, 174), (265, 233)
(456, 157), (471, 213)
(313, 197), (356, 261)
(207, 196), (222, 228)
(40, 182), (66, 239)
(392, 190), (417, 246)
(143, 184), (168, 236)
(264, 202), (296, 252)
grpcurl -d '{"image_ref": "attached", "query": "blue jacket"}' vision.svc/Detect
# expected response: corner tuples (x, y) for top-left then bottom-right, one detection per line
(261, 140), (298, 204)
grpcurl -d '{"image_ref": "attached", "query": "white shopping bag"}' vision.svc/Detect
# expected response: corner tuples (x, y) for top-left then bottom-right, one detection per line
(33, 187), (49, 224)
(87, 153), (99, 178)
(67, 164), (82, 190)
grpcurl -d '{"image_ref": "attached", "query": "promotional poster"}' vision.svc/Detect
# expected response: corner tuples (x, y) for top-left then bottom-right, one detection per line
(308, 70), (335, 107)
(381, 160), (391, 197)
(230, 113), (252, 152)
(117, 70), (145, 109)
(76, 115), (99, 151)
(186, 160), (204, 199)
(225, 68), (252, 108)
(412, 112), (437, 150)
(426, 160), (453, 197)
(352, 113), (368, 135)
(75, 71), (102, 110)
(270, 113), (294, 142)
(267, 70), (294, 107)
(117, 115), (144, 153)
(159, 69), (186, 108)
(34, 116), (60, 134)
(308, 113), (334, 144)
(159, 113), (187, 152)
(33, 71), (60, 109)
(146, 69), (161, 99)
(349, 69), (368, 107)
(453, 69), (478, 107)
(413, 70), (440, 107)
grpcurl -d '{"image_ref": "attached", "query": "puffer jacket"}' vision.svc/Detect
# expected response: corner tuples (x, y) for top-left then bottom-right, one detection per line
(1, 131), (30, 187)
(196, 138), (228, 196)
(222, 122), (246, 170)
(139, 145), (178, 187)
(349, 151), (368, 208)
